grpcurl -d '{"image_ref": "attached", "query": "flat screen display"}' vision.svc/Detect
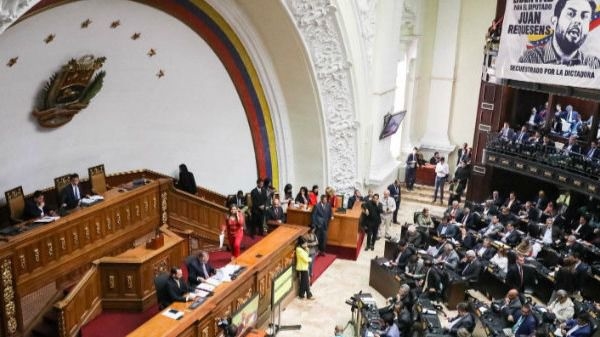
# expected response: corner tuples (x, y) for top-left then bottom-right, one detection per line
(379, 111), (406, 140)
(231, 294), (258, 337)
(271, 265), (293, 307)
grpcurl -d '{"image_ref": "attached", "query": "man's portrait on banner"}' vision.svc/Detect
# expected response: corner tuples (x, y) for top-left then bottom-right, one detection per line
(519, 0), (600, 68)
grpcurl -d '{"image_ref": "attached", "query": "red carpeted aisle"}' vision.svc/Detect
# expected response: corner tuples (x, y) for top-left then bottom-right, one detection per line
(81, 233), (336, 337)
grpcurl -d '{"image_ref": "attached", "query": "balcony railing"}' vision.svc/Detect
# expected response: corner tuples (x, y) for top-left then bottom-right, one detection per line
(484, 132), (600, 196)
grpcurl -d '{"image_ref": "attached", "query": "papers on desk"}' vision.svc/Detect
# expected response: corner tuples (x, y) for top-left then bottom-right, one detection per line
(161, 308), (184, 320)
(33, 216), (60, 223)
(195, 283), (215, 298)
(81, 195), (104, 206)
(382, 261), (392, 268)
(422, 309), (437, 315)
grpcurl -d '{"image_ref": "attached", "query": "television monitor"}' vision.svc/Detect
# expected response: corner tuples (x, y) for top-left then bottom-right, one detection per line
(379, 111), (406, 140)
(271, 265), (293, 307)
(231, 294), (259, 337)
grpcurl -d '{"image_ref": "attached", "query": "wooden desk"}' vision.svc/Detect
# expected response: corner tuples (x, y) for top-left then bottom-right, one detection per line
(127, 225), (306, 337)
(416, 164), (435, 186)
(98, 228), (186, 311)
(286, 202), (364, 260)
(369, 258), (401, 299)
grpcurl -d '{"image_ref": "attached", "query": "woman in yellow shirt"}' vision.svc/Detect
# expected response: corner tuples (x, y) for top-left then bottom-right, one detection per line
(296, 237), (314, 300)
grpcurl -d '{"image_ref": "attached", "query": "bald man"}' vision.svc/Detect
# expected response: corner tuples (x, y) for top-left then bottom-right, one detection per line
(501, 289), (523, 322)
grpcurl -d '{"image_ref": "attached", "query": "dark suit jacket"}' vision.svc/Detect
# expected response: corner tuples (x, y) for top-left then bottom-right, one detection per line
(387, 183), (401, 203)
(563, 319), (592, 337)
(474, 244), (497, 261)
(311, 202), (333, 230)
(501, 297), (522, 320)
(23, 200), (50, 220)
(187, 258), (215, 287)
(250, 187), (267, 211)
(503, 230), (521, 246)
(459, 233), (478, 250)
(449, 313), (476, 334)
(503, 199), (521, 214)
(513, 131), (529, 143)
(585, 147), (600, 160)
(512, 312), (537, 336)
(457, 212), (479, 229)
(347, 195), (362, 209)
(460, 259), (482, 282)
(61, 184), (84, 209)
(505, 264), (534, 292)
(166, 277), (190, 304)
(267, 206), (285, 224)
(575, 224), (595, 242)
(394, 247), (415, 270)
(437, 223), (458, 238)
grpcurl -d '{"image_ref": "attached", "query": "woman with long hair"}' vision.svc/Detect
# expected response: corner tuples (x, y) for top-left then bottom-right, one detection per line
(221, 204), (245, 257)
(295, 186), (309, 206)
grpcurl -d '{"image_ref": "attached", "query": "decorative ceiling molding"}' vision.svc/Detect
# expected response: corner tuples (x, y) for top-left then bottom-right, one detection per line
(285, 0), (358, 196)
(0, 0), (40, 34)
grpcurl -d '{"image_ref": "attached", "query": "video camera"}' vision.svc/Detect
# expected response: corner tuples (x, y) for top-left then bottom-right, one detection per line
(217, 317), (237, 337)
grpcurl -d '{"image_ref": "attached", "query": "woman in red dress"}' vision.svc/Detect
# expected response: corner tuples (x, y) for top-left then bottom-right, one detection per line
(221, 205), (245, 257)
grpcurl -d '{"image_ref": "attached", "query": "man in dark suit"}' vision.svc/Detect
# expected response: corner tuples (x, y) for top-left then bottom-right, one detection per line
(61, 173), (88, 210)
(513, 126), (529, 144)
(571, 252), (591, 292)
(166, 267), (196, 307)
(387, 179), (401, 222)
(502, 223), (522, 246)
(534, 190), (548, 210)
(585, 140), (599, 160)
(312, 195), (333, 255)
(347, 189), (363, 209)
(500, 289), (523, 322)
(503, 192), (521, 214)
(249, 179), (267, 237)
(560, 313), (593, 337)
(458, 250), (482, 283)
(405, 148), (418, 191)
(186, 251), (215, 288)
(417, 259), (442, 300)
(505, 255), (533, 292)
(362, 194), (382, 251)
(562, 136), (581, 156)
(23, 190), (55, 220)
(572, 215), (594, 242)
(390, 240), (414, 270)
(436, 216), (458, 239)
(457, 207), (479, 229)
(512, 304), (538, 336)
(474, 238), (496, 261)
(491, 190), (504, 208)
(499, 122), (515, 142)
(447, 302), (476, 335)
(266, 198), (285, 229)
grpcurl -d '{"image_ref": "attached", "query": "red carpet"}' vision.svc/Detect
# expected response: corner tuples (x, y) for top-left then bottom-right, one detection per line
(80, 234), (337, 337)
(80, 304), (159, 337)
(311, 253), (336, 285)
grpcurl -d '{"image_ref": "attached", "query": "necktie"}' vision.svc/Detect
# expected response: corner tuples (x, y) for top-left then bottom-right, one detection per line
(462, 263), (470, 276)
(74, 186), (80, 200)
(512, 315), (525, 333)
(423, 269), (430, 292)
(518, 133), (523, 142)
(202, 263), (208, 279)
(519, 266), (524, 285)
(588, 149), (595, 159)
(275, 208), (279, 217)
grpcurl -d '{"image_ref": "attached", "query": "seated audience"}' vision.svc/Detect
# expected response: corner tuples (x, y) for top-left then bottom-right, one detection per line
(457, 226), (477, 250)
(266, 198), (285, 228)
(416, 208), (434, 232)
(474, 237), (497, 261)
(437, 216), (458, 239)
(501, 223), (521, 246)
(390, 240), (415, 270)
(479, 215), (504, 239)
(560, 313), (593, 337)
(347, 189), (363, 209)
(511, 303), (538, 336)
(458, 250), (482, 283)
(446, 302), (476, 336)
(546, 289), (575, 324)
(490, 248), (509, 273)
(405, 225), (423, 248)
(416, 258), (442, 300)
(294, 186), (309, 206)
(500, 289), (523, 322)
(435, 243), (459, 270)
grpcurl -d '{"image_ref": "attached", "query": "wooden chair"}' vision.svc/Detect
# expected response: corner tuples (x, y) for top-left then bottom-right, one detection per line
(5, 186), (25, 224)
(88, 164), (107, 195)
(54, 174), (72, 204)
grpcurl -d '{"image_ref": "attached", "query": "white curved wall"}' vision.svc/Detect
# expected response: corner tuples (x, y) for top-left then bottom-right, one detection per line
(0, 0), (257, 196)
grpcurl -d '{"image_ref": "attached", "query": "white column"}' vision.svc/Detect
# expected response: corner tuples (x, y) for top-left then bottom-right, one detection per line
(365, 0), (405, 186)
(418, 0), (461, 156)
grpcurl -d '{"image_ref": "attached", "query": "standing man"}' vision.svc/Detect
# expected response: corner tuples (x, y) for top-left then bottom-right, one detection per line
(433, 157), (449, 204)
(311, 195), (333, 256)
(362, 193), (382, 251)
(387, 179), (401, 223)
(405, 147), (418, 191)
(250, 179), (267, 237)
(380, 190), (396, 239)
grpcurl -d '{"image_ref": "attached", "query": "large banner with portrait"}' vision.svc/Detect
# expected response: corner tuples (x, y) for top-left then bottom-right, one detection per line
(496, 0), (600, 89)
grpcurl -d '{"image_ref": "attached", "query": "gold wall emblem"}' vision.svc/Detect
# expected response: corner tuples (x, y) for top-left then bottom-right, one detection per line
(32, 55), (106, 128)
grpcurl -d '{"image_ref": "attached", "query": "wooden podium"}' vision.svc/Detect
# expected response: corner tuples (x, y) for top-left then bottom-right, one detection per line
(286, 202), (364, 260)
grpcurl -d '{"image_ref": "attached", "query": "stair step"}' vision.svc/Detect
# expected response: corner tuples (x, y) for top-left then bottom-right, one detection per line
(43, 311), (57, 325)
(32, 322), (58, 337)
